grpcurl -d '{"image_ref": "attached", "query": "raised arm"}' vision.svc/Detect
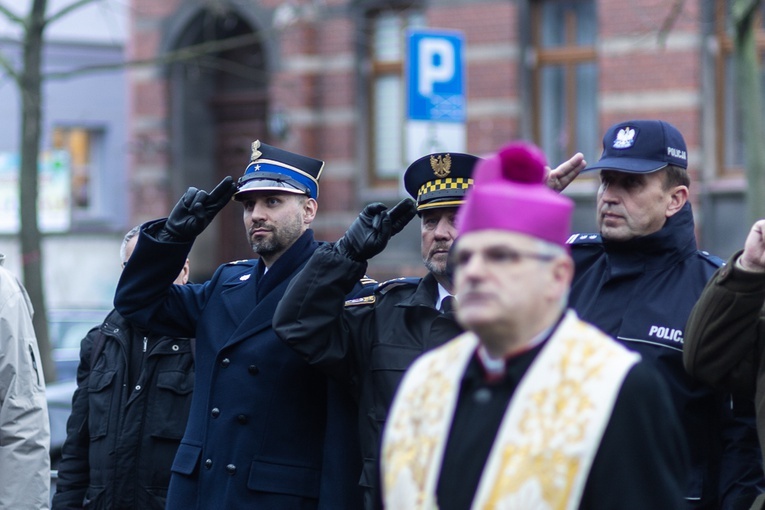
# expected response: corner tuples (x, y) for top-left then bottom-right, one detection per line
(274, 199), (416, 388)
(684, 220), (765, 394)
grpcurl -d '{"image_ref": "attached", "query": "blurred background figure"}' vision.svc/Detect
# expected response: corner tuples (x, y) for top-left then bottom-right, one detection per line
(52, 226), (193, 510)
(0, 253), (50, 509)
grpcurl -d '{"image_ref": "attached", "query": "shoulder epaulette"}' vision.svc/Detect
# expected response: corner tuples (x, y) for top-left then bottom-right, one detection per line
(566, 233), (602, 245)
(360, 276), (378, 286)
(376, 277), (420, 295)
(225, 259), (256, 266)
(345, 295), (376, 307)
(697, 250), (725, 267)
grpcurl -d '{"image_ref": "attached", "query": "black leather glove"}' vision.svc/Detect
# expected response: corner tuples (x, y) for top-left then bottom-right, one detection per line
(159, 176), (237, 242)
(335, 198), (417, 262)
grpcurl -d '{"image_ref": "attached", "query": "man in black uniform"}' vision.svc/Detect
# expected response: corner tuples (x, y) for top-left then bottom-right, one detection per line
(274, 152), (478, 509)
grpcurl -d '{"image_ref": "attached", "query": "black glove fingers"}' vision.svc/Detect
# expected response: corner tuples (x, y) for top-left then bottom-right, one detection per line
(377, 211), (392, 238)
(208, 176), (237, 208)
(190, 200), (208, 223)
(388, 198), (416, 222)
(371, 212), (383, 231)
(362, 202), (387, 218)
(181, 187), (199, 208)
(388, 198), (417, 236)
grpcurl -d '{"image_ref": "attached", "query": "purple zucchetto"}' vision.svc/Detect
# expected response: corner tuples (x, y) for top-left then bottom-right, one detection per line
(456, 141), (574, 248)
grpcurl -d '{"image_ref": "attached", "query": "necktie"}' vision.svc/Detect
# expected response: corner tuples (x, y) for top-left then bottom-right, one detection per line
(440, 295), (456, 314)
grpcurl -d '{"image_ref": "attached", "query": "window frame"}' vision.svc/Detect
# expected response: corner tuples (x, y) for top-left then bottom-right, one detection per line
(529, 0), (598, 165)
(713, 0), (765, 176)
(50, 124), (108, 227)
(365, 6), (424, 188)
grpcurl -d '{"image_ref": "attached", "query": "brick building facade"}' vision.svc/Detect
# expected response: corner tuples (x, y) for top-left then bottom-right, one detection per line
(127, 0), (752, 281)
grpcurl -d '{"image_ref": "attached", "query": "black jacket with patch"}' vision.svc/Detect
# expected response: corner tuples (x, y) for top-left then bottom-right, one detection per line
(569, 203), (763, 509)
(274, 244), (463, 509)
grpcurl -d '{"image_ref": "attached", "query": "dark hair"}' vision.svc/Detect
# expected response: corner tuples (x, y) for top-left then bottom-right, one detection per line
(663, 165), (690, 189)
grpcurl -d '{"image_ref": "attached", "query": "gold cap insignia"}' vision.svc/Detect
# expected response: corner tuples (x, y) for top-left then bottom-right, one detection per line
(430, 154), (451, 178)
(250, 140), (262, 162)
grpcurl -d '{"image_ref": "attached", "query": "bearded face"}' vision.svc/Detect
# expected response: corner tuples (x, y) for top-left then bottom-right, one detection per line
(241, 193), (315, 265)
(421, 208), (458, 277)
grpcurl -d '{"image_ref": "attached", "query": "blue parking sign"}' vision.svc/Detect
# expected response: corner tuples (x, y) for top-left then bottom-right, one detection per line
(407, 29), (465, 123)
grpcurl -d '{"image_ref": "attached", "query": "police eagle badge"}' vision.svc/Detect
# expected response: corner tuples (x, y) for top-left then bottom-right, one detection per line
(430, 154), (452, 178)
(612, 127), (636, 149)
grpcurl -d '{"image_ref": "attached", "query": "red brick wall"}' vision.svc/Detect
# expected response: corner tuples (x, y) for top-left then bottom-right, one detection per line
(126, 0), (714, 265)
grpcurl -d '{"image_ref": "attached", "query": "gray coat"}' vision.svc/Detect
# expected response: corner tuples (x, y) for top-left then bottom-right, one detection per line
(0, 255), (50, 509)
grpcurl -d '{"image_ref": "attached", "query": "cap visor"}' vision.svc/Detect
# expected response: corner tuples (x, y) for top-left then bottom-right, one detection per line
(234, 180), (307, 200)
(417, 199), (464, 211)
(583, 158), (668, 174)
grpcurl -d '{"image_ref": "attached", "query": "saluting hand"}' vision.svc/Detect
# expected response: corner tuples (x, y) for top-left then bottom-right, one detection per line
(336, 198), (417, 262)
(739, 219), (765, 273)
(162, 176), (238, 242)
(546, 152), (586, 192)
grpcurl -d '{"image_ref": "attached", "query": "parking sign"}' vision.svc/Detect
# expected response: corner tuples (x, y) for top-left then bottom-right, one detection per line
(407, 29), (465, 122)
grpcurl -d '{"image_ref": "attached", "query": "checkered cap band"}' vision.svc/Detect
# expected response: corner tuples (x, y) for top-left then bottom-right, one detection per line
(417, 177), (473, 203)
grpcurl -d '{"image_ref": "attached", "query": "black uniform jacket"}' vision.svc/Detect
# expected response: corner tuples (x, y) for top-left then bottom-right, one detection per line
(569, 203), (764, 509)
(274, 244), (463, 506)
(114, 226), (364, 510)
(52, 309), (194, 510)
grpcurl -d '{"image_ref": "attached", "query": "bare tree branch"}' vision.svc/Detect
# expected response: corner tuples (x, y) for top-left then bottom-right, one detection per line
(0, 2), (26, 26)
(657, 0), (686, 47)
(0, 51), (20, 84)
(732, 0), (760, 28)
(43, 31), (262, 80)
(44, 0), (99, 27)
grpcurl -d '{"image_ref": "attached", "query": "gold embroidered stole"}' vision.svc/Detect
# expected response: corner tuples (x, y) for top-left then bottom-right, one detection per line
(382, 310), (639, 510)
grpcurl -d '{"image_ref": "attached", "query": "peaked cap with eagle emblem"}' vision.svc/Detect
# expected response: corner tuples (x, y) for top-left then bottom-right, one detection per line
(403, 152), (481, 211)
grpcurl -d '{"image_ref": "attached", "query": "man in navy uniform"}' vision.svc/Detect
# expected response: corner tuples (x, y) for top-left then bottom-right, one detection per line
(274, 152), (477, 509)
(558, 120), (764, 509)
(114, 141), (377, 509)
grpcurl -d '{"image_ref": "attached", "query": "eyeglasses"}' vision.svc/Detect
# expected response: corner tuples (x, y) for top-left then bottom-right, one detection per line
(452, 247), (557, 268)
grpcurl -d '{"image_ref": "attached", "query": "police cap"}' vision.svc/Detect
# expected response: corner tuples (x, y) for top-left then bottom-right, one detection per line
(403, 152), (480, 212)
(234, 140), (324, 200)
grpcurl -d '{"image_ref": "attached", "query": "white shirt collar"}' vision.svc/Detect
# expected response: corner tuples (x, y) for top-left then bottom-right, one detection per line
(435, 283), (455, 310)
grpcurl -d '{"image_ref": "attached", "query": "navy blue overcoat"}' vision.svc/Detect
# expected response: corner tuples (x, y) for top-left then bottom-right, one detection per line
(114, 224), (362, 510)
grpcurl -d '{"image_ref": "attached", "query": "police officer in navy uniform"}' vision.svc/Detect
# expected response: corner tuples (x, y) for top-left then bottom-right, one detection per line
(556, 120), (765, 509)
(114, 141), (374, 509)
(274, 152), (479, 509)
